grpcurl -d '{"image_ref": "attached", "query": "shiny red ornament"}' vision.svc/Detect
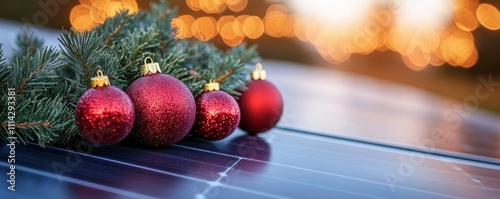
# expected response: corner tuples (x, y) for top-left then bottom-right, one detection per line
(75, 70), (135, 145)
(126, 57), (196, 147)
(238, 63), (283, 135)
(193, 83), (240, 140)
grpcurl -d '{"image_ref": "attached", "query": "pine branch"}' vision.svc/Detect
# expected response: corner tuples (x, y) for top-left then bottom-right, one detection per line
(105, 20), (126, 46)
(0, 45), (9, 142)
(0, 45), (7, 87)
(228, 44), (260, 64)
(1, 0), (260, 147)
(10, 46), (60, 94)
(101, 11), (130, 46)
(1, 122), (51, 128)
(59, 30), (103, 89)
(0, 95), (72, 147)
(15, 61), (44, 93)
(149, 0), (177, 55)
(12, 29), (44, 59)
(216, 69), (234, 83)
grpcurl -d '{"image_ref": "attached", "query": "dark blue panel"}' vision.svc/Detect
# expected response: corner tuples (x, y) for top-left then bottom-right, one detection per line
(88, 144), (239, 181)
(0, 163), (138, 199)
(0, 144), (210, 199)
(1, 128), (499, 199)
(223, 159), (498, 199)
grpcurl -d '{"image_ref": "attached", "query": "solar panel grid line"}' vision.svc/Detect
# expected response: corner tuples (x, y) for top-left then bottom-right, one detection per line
(270, 129), (500, 182)
(214, 128), (498, 181)
(43, 144), (213, 184)
(175, 132), (498, 198)
(266, 143), (500, 191)
(86, 145), (239, 181)
(172, 144), (252, 160)
(223, 164), (388, 199)
(268, 129), (500, 191)
(1, 145), (214, 198)
(224, 159), (471, 199)
(224, 130), (498, 196)
(0, 144), (293, 199)
(0, 162), (156, 199)
(2, 128), (499, 198)
(444, 163), (500, 193)
(277, 126), (500, 166)
(197, 158), (242, 197)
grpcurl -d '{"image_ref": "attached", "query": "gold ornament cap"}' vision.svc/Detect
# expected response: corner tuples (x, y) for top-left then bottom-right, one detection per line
(251, 63), (266, 80)
(204, 79), (220, 92)
(140, 57), (162, 76)
(90, 70), (110, 88)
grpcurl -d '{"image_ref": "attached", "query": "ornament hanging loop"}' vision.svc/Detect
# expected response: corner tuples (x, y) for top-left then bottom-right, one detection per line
(96, 70), (104, 77)
(90, 69), (110, 88)
(204, 79), (220, 92)
(144, 57), (154, 65)
(140, 57), (162, 76)
(251, 63), (266, 80)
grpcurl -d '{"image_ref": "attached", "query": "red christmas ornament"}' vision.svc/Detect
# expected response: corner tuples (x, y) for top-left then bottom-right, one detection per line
(193, 80), (240, 140)
(75, 70), (135, 145)
(238, 63), (283, 135)
(126, 57), (196, 147)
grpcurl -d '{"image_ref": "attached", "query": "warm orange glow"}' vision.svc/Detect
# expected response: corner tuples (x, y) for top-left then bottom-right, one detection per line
(234, 15), (249, 38)
(224, 0), (240, 6)
(462, 47), (478, 68)
(402, 54), (427, 71)
(217, 15), (235, 33)
(304, 21), (320, 43)
(454, 7), (479, 31)
(429, 53), (445, 67)
(79, 0), (91, 6)
(326, 40), (350, 63)
(227, 0), (247, 12)
(172, 15), (196, 39)
(293, 18), (308, 42)
(220, 21), (237, 40)
(70, 0), (138, 31)
(243, 16), (264, 39)
(222, 26), (244, 46)
(186, 0), (201, 11)
(476, 3), (500, 30)
(407, 48), (430, 68)
(453, 0), (479, 10)
(266, 4), (288, 15)
(200, 0), (225, 14)
(192, 17), (217, 41)
(70, 5), (95, 31)
(264, 11), (287, 37)
(283, 15), (296, 38)
(440, 29), (475, 67)
(173, 0), (496, 69)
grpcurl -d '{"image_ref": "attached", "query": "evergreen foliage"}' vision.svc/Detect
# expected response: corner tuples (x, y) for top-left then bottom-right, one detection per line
(0, 0), (259, 147)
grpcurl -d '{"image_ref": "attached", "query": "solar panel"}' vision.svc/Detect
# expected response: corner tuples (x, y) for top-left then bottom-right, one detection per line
(1, 128), (499, 199)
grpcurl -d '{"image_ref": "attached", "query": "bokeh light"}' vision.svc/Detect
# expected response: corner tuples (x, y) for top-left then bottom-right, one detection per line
(192, 17), (217, 41)
(243, 16), (264, 39)
(70, 0), (500, 70)
(476, 3), (500, 30)
(70, 0), (138, 31)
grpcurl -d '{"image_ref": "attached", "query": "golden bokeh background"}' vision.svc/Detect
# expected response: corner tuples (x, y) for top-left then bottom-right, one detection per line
(69, 0), (500, 71)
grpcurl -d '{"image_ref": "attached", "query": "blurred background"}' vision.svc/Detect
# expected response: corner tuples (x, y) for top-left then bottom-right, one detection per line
(1, 0), (500, 112)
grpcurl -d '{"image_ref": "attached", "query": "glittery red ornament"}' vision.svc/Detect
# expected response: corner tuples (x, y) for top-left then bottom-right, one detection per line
(75, 70), (135, 145)
(126, 57), (196, 147)
(238, 64), (283, 135)
(193, 81), (240, 140)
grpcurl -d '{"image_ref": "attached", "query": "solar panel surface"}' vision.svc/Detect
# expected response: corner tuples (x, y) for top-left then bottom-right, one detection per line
(1, 128), (499, 199)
